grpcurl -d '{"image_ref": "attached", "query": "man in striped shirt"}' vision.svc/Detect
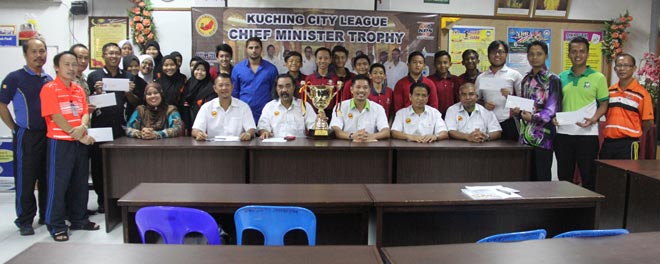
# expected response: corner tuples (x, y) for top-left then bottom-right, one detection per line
(600, 53), (654, 159)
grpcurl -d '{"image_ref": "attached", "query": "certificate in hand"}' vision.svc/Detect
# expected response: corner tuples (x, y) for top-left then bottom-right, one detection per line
(87, 127), (114, 142)
(505, 95), (535, 112)
(102, 78), (129, 92)
(88, 93), (117, 108)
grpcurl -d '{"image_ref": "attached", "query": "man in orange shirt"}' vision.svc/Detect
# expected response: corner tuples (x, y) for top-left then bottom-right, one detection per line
(600, 53), (654, 160)
(41, 51), (98, 242)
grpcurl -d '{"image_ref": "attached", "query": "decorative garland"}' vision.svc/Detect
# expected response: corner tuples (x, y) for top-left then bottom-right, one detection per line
(602, 11), (632, 62)
(128, 0), (156, 51)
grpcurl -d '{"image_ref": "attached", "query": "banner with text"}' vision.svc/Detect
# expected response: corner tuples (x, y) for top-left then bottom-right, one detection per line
(192, 8), (439, 70)
(448, 25), (495, 76)
(507, 27), (552, 74)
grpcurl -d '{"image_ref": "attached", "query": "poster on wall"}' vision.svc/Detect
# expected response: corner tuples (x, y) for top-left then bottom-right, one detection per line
(448, 25), (495, 76)
(191, 8), (439, 76)
(506, 27), (551, 74)
(0, 25), (18, 47)
(89, 17), (128, 69)
(561, 30), (602, 72)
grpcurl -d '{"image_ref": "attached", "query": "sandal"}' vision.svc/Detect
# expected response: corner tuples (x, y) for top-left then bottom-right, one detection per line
(70, 222), (100, 231)
(53, 231), (69, 242)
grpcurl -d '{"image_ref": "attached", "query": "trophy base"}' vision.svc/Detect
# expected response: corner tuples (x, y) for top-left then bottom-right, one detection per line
(307, 129), (335, 139)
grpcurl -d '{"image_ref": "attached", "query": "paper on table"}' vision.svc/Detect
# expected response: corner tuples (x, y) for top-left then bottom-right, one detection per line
(462, 185), (522, 200)
(87, 127), (114, 142)
(505, 95), (535, 112)
(555, 101), (598, 136)
(102, 78), (129, 92)
(88, 93), (117, 108)
(262, 137), (287, 143)
(209, 136), (240, 142)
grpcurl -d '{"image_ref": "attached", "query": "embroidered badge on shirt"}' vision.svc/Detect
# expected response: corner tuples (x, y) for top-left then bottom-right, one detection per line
(274, 111), (280, 116)
(348, 113), (353, 119)
(584, 82), (591, 89)
(211, 111), (217, 117)
(458, 116), (463, 121)
(405, 118), (411, 124)
(1, 84), (6, 89)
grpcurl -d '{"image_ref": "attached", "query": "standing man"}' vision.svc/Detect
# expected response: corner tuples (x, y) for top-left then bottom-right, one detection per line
(86, 43), (136, 213)
(457, 49), (480, 87)
(429, 50), (460, 116)
(304, 47), (339, 118)
(555, 36), (609, 190)
(600, 53), (654, 160)
(41, 51), (98, 242)
(384, 48), (407, 89)
(0, 38), (51, 235)
(475, 40), (523, 141)
(70, 44), (91, 96)
(393, 51), (439, 112)
(231, 37), (279, 123)
(300, 46), (316, 76)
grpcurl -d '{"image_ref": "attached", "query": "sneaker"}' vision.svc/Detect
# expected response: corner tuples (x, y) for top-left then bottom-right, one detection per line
(19, 226), (35, 236)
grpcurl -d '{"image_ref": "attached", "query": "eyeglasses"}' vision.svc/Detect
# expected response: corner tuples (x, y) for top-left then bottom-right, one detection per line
(614, 64), (634, 69)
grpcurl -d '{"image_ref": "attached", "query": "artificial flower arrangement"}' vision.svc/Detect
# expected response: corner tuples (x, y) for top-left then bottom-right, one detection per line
(637, 52), (659, 105)
(128, 0), (156, 51)
(602, 11), (632, 61)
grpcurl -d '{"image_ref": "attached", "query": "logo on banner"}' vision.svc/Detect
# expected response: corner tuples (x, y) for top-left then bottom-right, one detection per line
(417, 22), (435, 40)
(196, 14), (218, 37)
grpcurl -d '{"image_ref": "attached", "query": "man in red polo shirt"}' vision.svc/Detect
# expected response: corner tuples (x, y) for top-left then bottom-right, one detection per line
(600, 53), (654, 159)
(393, 51), (439, 112)
(40, 51), (98, 242)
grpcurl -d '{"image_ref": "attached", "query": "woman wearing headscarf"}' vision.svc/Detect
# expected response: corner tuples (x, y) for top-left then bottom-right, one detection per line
(143, 40), (163, 78)
(155, 55), (186, 121)
(122, 54), (147, 120)
(170, 51), (183, 69)
(118, 39), (134, 67)
(138, 54), (155, 83)
(184, 59), (217, 132)
(126, 82), (183, 139)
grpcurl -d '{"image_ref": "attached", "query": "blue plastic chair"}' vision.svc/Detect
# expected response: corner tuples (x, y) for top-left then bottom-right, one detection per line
(234, 205), (316, 246)
(553, 229), (629, 238)
(135, 206), (221, 245)
(477, 229), (547, 243)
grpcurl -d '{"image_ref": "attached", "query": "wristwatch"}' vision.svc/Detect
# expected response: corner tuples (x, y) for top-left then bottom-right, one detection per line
(349, 133), (354, 140)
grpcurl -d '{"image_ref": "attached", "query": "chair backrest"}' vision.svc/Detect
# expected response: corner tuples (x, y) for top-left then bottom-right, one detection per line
(135, 206), (221, 245)
(477, 229), (547, 243)
(553, 229), (629, 239)
(234, 205), (316, 246)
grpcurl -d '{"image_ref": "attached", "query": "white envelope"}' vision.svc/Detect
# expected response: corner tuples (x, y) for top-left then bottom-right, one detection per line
(210, 136), (240, 142)
(555, 101), (598, 136)
(262, 137), (287, 143)
(505, 95), (535, 112)
(102, 78), (129, 92)
(88, 93), (117, 108)
(87, 127), (114, 142)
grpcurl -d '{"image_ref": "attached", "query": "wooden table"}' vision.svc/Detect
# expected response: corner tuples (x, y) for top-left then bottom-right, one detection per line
(249, 138), (392, 183)
(596, 160), (660, 230)
(381, 231), (660, 264)
(391, 139), (532, 183)
(367, 181), (603, 246)
(7, 243), (383, 264)
(101, 137), (250, 231)
(118, 183), (372, 245)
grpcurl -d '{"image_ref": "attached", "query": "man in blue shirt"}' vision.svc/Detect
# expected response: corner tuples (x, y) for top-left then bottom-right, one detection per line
(231, 37), (278, 122)
(0, 38), (52, 236)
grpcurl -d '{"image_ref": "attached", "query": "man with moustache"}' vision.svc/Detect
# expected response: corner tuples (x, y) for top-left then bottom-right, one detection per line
(86, 42), (137, 214)
(231, 37), (279, 123)
(331, 75), (390, 142)
(257, 74), (317, 138)
(193, 73), (256, 141)
(475, 40), (523, 141)
(0, 38), (52, 235)
(446, 83), (502, 143)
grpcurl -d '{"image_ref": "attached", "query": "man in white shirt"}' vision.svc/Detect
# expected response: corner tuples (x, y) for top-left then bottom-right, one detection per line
(258, 74), (317, 138)
(475, 40), (523, 141)
(192, 73), (256, 141)
(331, 75), (390, 142)
(446, 83), (502, 143)
(391, 82), (449, 143)
(384, 48), (408, 89)
(300, 46), (316, 76)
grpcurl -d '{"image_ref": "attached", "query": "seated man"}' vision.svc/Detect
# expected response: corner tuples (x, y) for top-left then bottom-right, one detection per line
(331, 74), (390, 142)
(391, 82), (448, 143)
(258, 74), (318, 138)
(192, 73), (255, 141)
(446, 83), (502, 143)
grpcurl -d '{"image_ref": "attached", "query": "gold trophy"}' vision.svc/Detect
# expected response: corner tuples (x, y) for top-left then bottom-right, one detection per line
(300, 80), (343, 138)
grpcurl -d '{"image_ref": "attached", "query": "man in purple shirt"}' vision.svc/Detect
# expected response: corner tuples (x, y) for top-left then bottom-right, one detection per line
(231, 37), (279, 122)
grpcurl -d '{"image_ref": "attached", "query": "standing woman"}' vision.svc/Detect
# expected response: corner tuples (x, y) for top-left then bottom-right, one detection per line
(138, 54), (155, 83)
(143, 40), (163, 78)
(155, 55), (186, 120)
(126, 82), (183, 139)
(118, 40), (134, 67)
(184, 60), (216, 133)
(514, 40), (562, 182)
(123, 54), (147, 120)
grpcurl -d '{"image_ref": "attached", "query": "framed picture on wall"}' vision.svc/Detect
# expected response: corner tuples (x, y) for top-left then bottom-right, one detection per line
(494, 0), (533, 17)
(533, 0), (570, 18)
(88, 17), (128, 69)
